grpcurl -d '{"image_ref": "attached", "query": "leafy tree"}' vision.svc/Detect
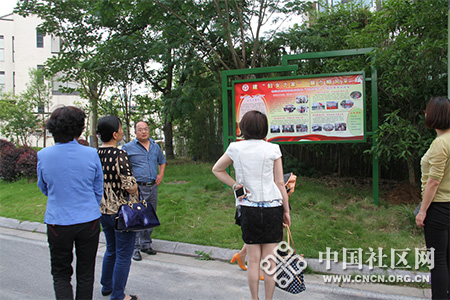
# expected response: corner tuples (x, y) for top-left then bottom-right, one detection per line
(100, 83), (138, 142)
(0, 92), (40, 146)
(154, 0), (310, 70)
(371, 110), (433, 184)
(16, 0), (112, 147)
(271, 0), (447, 182)
(348, 0), (447, 116)
(350, 0), (448, 183)
(23, 68), (53, 147)
(91, 0), (313, 159)
(169, 61), (222, 161)
(0, 68), (53, 147)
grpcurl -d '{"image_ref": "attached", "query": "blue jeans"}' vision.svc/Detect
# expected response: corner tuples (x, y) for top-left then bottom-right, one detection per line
(100, 215), (136, 300)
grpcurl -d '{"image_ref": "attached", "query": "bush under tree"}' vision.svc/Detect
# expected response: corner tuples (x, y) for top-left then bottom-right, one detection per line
(0, 139), (37, 182)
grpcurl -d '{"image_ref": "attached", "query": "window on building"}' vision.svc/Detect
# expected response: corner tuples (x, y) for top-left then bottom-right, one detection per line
(52, 75), (80, 95)
(36, 30), (44, 48)
(12, 36), (15, 62)
(320, 0), (373, 9)
(0, 36), (4, 61)
(51, 35), (61, 53)
(0, 71), (5, 92)
(36, 65), (45, 83)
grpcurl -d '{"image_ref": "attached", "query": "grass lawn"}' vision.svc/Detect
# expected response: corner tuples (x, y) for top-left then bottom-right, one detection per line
(0, 159), (426, 271)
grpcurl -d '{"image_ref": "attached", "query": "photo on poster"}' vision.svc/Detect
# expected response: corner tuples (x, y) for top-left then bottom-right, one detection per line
(283, 104), (296, 113)
(350, 91), (362, 99)
(335, 123), (347, 132)
(296, 95), (309, 104)
(297, 105), (309, 114)
(323, 124), (334, 132)
(312, 102), (326, 111)
(271, 125), (281, 133)
(282, 125), (295, 133)
(296, 124), (308, 132)
(327, 101), (338, 110)
(312, 124), (322, 132)
(340, 100), (354, 109)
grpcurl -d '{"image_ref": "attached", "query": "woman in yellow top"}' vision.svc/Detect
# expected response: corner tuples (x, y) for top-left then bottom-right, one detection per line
(416, 96), (450, 300)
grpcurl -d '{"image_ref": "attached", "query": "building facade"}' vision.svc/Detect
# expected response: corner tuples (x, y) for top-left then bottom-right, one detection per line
(0, 13), (86, 147)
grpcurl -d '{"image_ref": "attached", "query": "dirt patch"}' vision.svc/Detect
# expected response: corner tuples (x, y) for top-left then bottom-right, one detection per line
(166, 180), (188, 185)
(382, 182), (421, 205)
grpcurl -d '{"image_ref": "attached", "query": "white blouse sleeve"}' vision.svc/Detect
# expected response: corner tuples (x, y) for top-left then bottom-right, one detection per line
(272, 143), (282, 160)
(225, 142), (237, 161)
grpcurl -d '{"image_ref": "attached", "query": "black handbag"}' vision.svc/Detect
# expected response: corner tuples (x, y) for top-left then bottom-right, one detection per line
(115, 190), (160, 232)
(275, 227), (306, 294)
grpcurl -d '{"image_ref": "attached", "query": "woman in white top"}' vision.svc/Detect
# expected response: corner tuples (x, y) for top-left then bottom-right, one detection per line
(213, 110), (290, 300)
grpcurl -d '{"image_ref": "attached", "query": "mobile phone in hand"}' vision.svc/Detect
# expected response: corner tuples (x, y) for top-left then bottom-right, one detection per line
(234, 186), (247, 199)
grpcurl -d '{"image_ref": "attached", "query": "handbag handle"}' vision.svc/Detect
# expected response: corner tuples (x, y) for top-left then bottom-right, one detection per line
(284, 226), (297, 253)
(282, 226), (305, 285)
(126, 185), (147, 208)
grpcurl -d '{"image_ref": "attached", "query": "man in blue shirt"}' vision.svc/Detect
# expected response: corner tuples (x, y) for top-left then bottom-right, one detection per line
(122, 121), (166, 260)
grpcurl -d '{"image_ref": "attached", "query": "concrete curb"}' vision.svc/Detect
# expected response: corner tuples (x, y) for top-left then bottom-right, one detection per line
(0, 216), (430, 284)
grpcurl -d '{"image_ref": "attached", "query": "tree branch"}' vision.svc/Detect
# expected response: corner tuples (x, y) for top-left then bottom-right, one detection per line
(154, 0), (232, 70)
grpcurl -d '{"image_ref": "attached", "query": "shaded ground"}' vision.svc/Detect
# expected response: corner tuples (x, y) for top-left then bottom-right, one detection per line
(383, 182), (421, 205)
(316, 176), (421, 205)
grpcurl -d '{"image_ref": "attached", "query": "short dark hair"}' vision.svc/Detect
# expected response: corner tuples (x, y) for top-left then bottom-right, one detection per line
(425, 96), (450, 130)
(97, 116), (121, 143)
(134, 120), (149, 130)
(239, 110), (268, 140)
(46, 106), (86, 143)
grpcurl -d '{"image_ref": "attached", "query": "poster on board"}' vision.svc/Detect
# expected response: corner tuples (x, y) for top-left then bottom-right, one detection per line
(233, 73), (365, 143)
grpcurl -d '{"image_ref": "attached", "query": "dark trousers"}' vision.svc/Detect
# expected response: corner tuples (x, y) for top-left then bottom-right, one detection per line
(47, 219), (100, 300)
(424, 202), (450, 300)
(135, 184), (157, 250)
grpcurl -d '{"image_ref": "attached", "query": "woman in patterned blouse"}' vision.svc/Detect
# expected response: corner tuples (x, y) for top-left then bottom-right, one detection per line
(97, 116), (139, 300)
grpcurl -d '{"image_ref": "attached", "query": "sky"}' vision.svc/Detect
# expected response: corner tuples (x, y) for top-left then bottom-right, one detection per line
(1, 0), (17, 16)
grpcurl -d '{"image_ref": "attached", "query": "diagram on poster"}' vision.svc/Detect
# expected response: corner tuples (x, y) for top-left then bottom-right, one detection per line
(234, 73), (365, 142)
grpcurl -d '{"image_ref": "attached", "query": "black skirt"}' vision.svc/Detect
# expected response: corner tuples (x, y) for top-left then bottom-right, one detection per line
(240, 205), (284, 244)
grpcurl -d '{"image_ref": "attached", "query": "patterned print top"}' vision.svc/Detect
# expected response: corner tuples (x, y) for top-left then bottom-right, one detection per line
(98, 147), (137, 215)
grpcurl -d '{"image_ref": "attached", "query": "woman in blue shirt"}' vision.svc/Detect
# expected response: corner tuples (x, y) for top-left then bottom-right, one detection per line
(37, 106), (103, 300)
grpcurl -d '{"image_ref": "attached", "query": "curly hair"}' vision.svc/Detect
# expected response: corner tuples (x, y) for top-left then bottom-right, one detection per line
(46, 106), (86, 143)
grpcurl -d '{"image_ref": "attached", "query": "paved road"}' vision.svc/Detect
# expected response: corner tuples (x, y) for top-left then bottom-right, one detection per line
(0, 228), (429, 300)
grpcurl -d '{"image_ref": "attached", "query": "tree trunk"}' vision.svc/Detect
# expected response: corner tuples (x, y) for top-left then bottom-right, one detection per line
(163, 117), (174, 159)
(407, 157), (416, 185)
(90, 96), (98, 148)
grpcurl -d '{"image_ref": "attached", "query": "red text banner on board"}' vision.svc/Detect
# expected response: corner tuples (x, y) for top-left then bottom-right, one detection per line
(234, 74), (365, 142)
